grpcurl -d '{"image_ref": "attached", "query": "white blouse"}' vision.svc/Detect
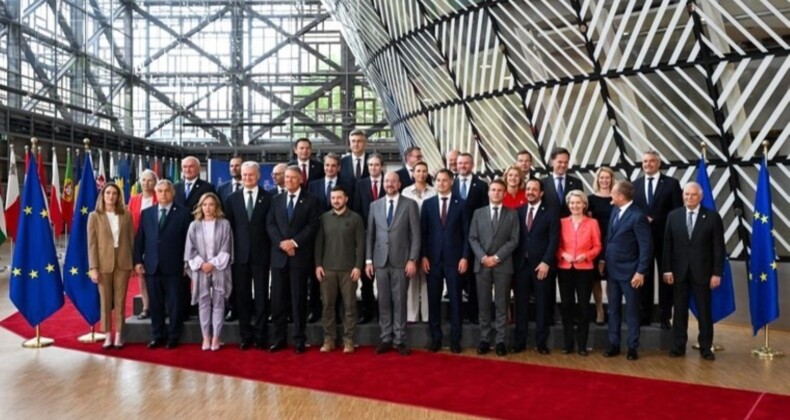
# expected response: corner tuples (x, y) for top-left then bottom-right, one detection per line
(106, 212), (120, 248)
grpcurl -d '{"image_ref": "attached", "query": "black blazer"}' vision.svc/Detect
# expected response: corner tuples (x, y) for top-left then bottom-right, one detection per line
(633, 173), (682, 243)
(217, 180), (241, 203)
(308, 177), (354, 212)
(420, 194), (470, 267)
(175, 178), (217, 213)
(452, 174), (489, 213)
(133, 204), (192, 276)
(542, 174), (584, 218)
(288, 158), (324, 186)
(662, 207), (725, 285)
(339, 154), (369, 187)
(514, 203), (560, 271)
(224, 188), (272, 266)
(352, 176), (385, 225)
(266, 190), (320, 269)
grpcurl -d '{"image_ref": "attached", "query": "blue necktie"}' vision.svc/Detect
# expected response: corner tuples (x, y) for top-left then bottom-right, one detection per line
(687, 211), (694, 239)
(326, 180), (333, 207)
(556, 176), (564, 202)
(386, 200), (394, 227)
(287, 194), (295, 222)
(647, 177), (655, 206)
(612, 207), (621, 229)
(460, 178), (468, 200)
(185, 182), (192, 197)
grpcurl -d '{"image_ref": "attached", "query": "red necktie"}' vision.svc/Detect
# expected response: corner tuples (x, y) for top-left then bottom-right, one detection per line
(372, 180), (379, 200)
(301, 164), (307, 187)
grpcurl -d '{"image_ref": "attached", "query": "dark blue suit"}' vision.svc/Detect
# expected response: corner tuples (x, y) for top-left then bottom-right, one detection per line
(452, 174), (488, 322)
(133, 204), (192, 344)
(217, 180), (241, 203)
(513, 203), (559, 348)
(420, 194), (469, 344)
(339, 154), (368, 190)
(308, 177), (353, 212)
(604, 203), (653, 351)
(266, 190), (320, 345)
(175, 178), (216, 212)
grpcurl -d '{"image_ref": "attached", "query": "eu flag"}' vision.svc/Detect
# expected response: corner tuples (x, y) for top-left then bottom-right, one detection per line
(63, 155), (100, 325)
(691, 158), (736, 323)
(9, 156), (64, 326)
(748, 158), (780, 335)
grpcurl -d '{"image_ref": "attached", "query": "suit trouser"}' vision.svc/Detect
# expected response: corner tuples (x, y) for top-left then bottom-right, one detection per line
(476, 269), (511, 344)
(672, 274), (713, 351)
(427, 266), (462, 344)
(607, 278), (641, 350)
(146, 274), (185, 342)
(98, 265), (131, 334)
(558, 268), (594, 351)
(320, 270), (358, 342)
(271, 259), (309, 344)
(376, 266), (408, 345)
(406, 271), (429, 321)
(197, 286), (225, 339)
(514, 264), (552, 348)
(234, 263), (270, 344)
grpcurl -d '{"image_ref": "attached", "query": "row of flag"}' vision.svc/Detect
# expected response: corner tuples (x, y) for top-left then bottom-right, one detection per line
(1, 146), (781, 339)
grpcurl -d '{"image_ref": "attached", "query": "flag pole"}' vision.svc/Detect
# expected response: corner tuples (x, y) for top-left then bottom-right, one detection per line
(751, 140), (783, 359)
(75, 138), (106, 344)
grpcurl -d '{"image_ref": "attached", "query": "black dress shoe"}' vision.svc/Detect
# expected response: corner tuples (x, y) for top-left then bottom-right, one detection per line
(537, 345), (550, 355)
(562, 347), (573, 355)
(477, 341), (490, 355)
(375, 342), (393, 354)
(603, 347), (621, 357)
(239, 340), (253, 351)
(468, 316), (479, 325)
(358, 315), (371, 325)
(224, 310), (238, 322)
(669, 349), (686, 358)
(396, 343), (410, 356)
(307, 312), (320, 323)
(627, 348), (639, 361)
(294, 342), (307, 354)
(165, 341), (179, 350)
(495, 342), (507, 356)
(578, 349), (588, 356)
(254, 340), (267, 350)
(147, 339), (165, 349)
(640, 318), (652, 327)
(701, 350), (716, 361)
(428, 340), (441, 352)
(511, 344), (526, 354)
(660, 320), (672, 330)
(269, 341), (287, 352)
(450, 342), (462, 354)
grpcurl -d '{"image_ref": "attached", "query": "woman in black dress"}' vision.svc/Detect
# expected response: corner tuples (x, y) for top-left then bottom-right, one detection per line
(586, 167), (616, 325)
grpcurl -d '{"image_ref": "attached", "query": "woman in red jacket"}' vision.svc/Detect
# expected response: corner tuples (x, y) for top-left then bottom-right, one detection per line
(127, 169), (158, 319)
(557, 190), (602, 356)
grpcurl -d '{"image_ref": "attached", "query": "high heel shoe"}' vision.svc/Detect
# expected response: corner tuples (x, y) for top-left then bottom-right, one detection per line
(211, 338), (221, 351)
(102, 341), (113, 350)
(202, 338), (211, 351)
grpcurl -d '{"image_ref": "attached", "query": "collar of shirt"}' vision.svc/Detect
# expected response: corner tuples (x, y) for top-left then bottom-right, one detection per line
(437, 193), (452, 200)
(370, 176), (382, 185)
(385, 193), (400, 208)
(618, 200), (634, 214)
(686, 205), (700, 213)
(325, 176), (338, 185)
(158, 203), (173, 213)
(244, 186), (259, 197)
(490, 205), (501, 217)
(286, 188), (301, 202)
(528, 201), (542, 211)
(297, 159), (310, 166)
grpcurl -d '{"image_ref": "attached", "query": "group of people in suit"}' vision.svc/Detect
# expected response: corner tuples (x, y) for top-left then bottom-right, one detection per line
(85, 132), (725, 361)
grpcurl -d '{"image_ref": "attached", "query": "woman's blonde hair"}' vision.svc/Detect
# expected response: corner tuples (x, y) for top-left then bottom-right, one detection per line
(565, 189), (588, 210)
(503, 165), (525, 190)
(593, 166), (616, 193)
(95, 182), (126, 215)
(192, 192), (225, 221)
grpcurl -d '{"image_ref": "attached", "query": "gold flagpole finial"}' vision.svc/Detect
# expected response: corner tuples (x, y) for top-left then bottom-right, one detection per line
(83, 138), (91, 151)
(762, 140), (769, 156)
(700, 141), (707, 162)
(30, 137), (38, 154)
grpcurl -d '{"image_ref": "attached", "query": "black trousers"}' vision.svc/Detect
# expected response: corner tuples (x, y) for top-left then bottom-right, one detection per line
(146, 274), (185, 343)
(271, 259), (309, 344)
(672, 273), (713, 351)
(557, 268), (594, 351)
(233, 263), (270, 344)
(514, 264), (553, 348)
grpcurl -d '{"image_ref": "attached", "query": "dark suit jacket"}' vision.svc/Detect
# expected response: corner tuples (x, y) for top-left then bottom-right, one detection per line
(420, 194), (470, 267)
(308, 177), (353, 212)
(217, 180), (241, 203)
(352, 176), (385, 224)
(175, 178), (217, 213)
(133, 204), (192, 276)
(396, 166), (432, 191)
(224, 188), (272, 266)
(634, 173), (682, 244)
(604, 203), (653, 281)
(514, 203), (559, 271)
(288, 158), (324, 186)
(542, 173), (584, 218)
(339, 154), (369, 187)
(266, 190), (320, 269)
(662, 207), (725, 285)
(453, 175), (489, 213)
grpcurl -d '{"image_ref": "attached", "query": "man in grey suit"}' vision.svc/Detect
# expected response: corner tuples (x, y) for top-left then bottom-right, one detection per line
(468, 179), (520, 356)
(365, 171), (421, 356)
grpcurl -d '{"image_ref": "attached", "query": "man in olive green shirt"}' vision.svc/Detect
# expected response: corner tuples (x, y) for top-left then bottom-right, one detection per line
(315, 185), (365, 353)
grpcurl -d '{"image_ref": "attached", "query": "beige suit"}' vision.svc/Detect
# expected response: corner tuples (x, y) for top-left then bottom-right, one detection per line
(88, 211), (135, 333)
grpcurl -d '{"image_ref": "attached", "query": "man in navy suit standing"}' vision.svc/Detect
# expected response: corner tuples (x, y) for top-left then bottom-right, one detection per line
(542, 147), (583, 218)
(633, 150), (682, 329)
(175, 156), (217, 212)
(266, 166), (320, 354)
(339, 129), (369, 190)
(421, 169), (469, 353)
(602, 180), (653, 361)
(217, 155), (243, 203)
(513, 179), (559, 354)
(288, 138), (324, 189)
(453, 152), (488, 324)
(134, 180), (192, 349)
(225, 162), (272, 350)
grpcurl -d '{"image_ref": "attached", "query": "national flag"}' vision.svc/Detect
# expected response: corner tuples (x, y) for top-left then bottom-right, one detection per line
(174, 158), (180, 181)
(691, 158), (735, 323)
(153, 157), (160, 178)
(74, 148), (82, 184)
(96, 151), (106, 189)
(63, 155), (101, 326)
(37, 148), (45, 188)
(168, 158), (175, 181)
(62, 149), (74, 231)
(109, 152), (117, 181)
(24, 145), (30, 173)
(48, 149), (64, 237)
(0, 184), (6, 246)
(9, 156), (64, 327)
(121, 155), (131, 204)
(5, 145), (21, 241)
(748, 158), (780, 335)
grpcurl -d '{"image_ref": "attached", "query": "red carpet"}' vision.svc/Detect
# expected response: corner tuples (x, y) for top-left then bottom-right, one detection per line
(2, 295), (788, 419)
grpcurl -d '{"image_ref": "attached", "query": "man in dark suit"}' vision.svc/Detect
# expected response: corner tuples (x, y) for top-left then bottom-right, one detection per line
(270, 163), (287, 195)
(633, 150), (683, 329)
(446, 149), (459, 176)
(542, 147), (583, 218)
(396, 146), (431, 190)
(602, 180), (653, 361)
(175, 156), (217, 212)
(217, 155), (243, 203)
(468, 179), (520, 357)
(339, 129), (369, 188)
(453, 152), (488, 324)
(266, 166), (320, 354)
(517, 149), (539, 182)
(421, 169), (469, 354)
(513, 179), (559, 354)
(365, 172), (421, 356)
(288, 138), (324, 189)
(224, 161), (272, 350)
(133, 180), (192, 349)
(662, 182), (724, 361)
(352, 153), (385, 324)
